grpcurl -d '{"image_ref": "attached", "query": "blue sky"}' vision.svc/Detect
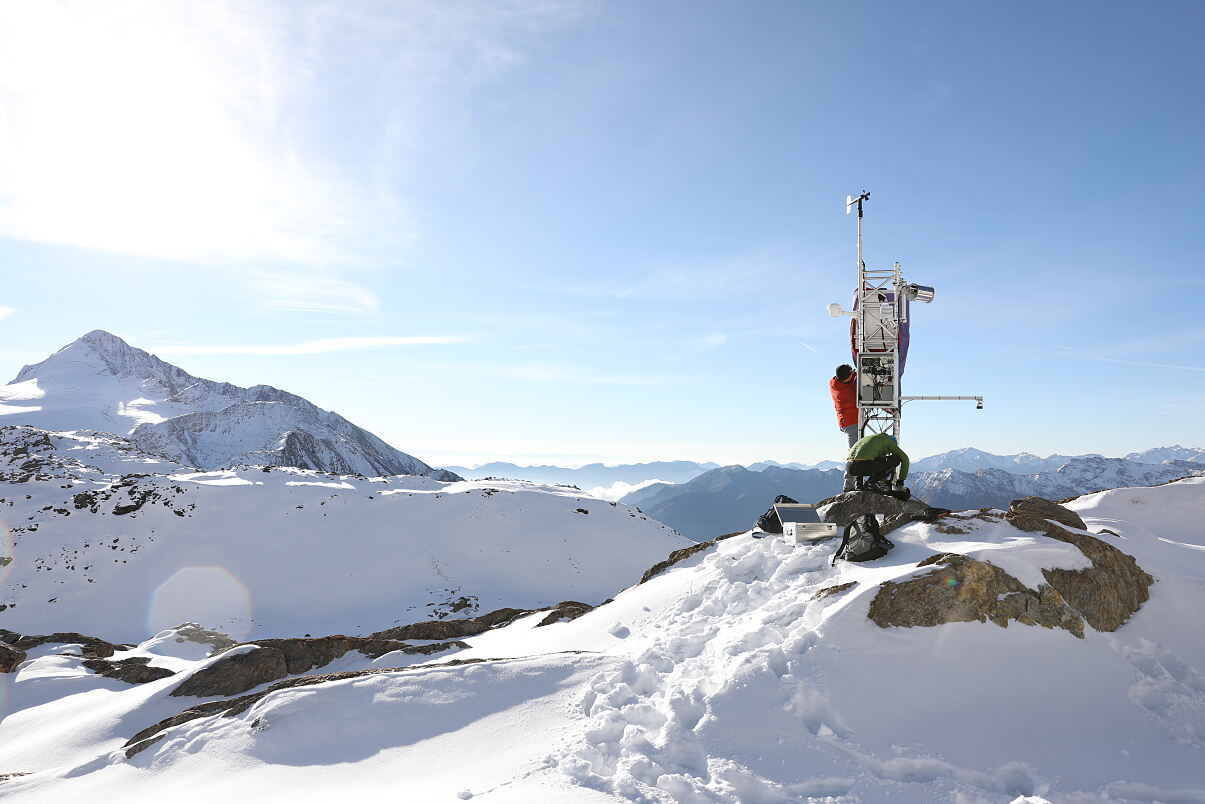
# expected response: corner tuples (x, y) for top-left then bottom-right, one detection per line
(1, 0), (1202, 468)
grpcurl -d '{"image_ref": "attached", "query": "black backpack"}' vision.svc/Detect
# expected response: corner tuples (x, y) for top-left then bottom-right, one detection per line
(755, 494), (798, 534)
(832, 514), (894, 564)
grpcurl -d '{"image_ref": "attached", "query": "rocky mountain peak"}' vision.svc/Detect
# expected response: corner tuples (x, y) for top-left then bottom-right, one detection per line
(12, 330), (194, 391)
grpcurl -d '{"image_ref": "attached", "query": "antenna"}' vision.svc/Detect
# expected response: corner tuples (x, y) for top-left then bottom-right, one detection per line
(828, 192), (981, 445)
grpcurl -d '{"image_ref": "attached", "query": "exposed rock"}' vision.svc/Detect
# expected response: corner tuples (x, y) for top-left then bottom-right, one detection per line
(1005, 497), (1153, 632)
(370, 607), (533, 641)
(1006, 496), (1087, 532)
(536, 600), (593, 626)
(171, 635), (470, 698)
(172, 622), (237, 655)
(170, 647), (289, 698)
(251, 637), (368, 675)
(638, 531), (745, 585)
(817, 490), (944, 536)
(868, 553), (1085, 638)
(126, 658), (489, 759)
(0, 641), (25, 673)
(83, 656), (175, 684)
(11, 632), (118, 659)
(812, 582), (856, 601)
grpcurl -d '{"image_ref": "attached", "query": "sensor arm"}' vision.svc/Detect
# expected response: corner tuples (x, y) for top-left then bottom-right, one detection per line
(900, 395), (984, 410)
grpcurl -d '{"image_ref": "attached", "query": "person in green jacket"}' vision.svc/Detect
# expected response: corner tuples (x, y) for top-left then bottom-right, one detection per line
(846, 433), (909, 493)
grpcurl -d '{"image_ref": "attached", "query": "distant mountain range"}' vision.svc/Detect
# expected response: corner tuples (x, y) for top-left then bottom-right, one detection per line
(622, 455), (1205, 541)
(444, 460), (720, 490)
(0, 330), (459, 480)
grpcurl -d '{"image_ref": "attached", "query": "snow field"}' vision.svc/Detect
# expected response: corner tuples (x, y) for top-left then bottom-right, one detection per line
(2, 478), (1204, 801)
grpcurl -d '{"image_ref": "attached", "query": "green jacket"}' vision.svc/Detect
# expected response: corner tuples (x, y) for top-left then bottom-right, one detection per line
(848, 433), (910, 482)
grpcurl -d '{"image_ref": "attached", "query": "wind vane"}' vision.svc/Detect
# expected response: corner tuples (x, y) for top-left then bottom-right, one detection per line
(828, 192), (982, 441)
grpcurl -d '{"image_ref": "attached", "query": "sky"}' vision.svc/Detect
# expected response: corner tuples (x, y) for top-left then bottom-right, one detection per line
(1, 0), (1203, 468)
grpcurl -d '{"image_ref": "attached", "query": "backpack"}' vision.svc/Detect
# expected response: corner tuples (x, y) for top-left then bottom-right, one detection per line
(755, 494), (798, 534)
(832, 514), (894, 565)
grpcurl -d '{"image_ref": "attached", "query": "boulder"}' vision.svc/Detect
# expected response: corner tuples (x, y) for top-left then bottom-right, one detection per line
(1006, 496), (1087, 532)
(370, 607), (532, 641)
(868, 553), (1085, 638)
(0, 641), (26, 673)
(83, 656), (175, 684)
(1005, 497), (1153, 632)
(170, 636), (468, 698)
(12, 632), (118, 659)
(170, 646), (288, 698)
(817, 490), (941, 536)
(536, 600), (594, 626)
(172, 623), (237, 655)
(866, 497), (1154, 638)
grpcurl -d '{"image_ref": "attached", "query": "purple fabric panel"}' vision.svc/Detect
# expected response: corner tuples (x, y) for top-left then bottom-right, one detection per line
(849, 290), (910, 377)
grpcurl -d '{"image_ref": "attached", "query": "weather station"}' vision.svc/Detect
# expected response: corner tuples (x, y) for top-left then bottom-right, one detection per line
(828, 192), (983, 439)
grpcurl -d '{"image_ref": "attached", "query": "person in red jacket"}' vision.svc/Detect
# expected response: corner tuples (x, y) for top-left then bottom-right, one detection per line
(830, 364), (858, 491)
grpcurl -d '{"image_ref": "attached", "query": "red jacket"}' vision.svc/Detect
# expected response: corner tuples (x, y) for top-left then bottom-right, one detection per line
(830, 374), (857, 428)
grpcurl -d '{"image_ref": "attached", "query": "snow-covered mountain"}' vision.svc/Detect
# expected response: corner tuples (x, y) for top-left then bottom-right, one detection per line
(446, 460), (719, 489)
(3, 474), (1203, 801)
(0, 330), (457, 479)
(912, 455), (1205, 511)
(623, 465), (845, 540)
(1123, 445), (1205, 464)
(910, 447), (1094, 474)
(0, 424), (690, 642)
(626, 457), (1205, 541)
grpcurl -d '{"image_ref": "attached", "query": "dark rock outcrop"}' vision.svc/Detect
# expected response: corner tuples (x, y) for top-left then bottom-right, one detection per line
(11, 632), (119, 659)
(638, 531), (745, 585)
(866, 497), (1154, 638)
(83, 656), (175, 684)
(172, 623), (237, 655)
(868, 553), (1085, 638)
(812, 582), (857, 601)
(1006, 496), (1087, 532)
(171, 636), (469, 698)
(1005, 497), (1154, 632)
(817, 490), (943, 536)
(536, 600), (593, 626)
(0, 641), (25, 673)
(171, 647), (289, 698)
(370, 607), (533, 641)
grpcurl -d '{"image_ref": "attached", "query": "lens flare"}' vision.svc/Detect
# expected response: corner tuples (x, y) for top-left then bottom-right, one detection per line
(148, 566), (253, 641)
(946, 576), (961, 588)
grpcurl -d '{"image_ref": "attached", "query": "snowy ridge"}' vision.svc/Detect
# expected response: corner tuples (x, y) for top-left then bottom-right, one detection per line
(0, 425), (689, 641)
(912, 455), (1205, 512)
(3, 476), (1204, 801)
(0, 331), (456, 480)
(910, 447), (1096, 475)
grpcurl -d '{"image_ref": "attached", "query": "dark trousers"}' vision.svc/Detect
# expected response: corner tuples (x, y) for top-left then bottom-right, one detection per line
(845, 455), (901, 488)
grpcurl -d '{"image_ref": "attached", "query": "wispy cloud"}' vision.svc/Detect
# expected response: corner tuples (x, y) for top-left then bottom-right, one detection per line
(240, 272), (383, 317)
(0, 1), (586, 266)
(148, 336), (468, 356)
(688, 333), (728, 351)
(1058, 347), (1204, 373)
(797, 341), (820, 354)
(0, 307), (14, 320)
(575, 248), (791, 301)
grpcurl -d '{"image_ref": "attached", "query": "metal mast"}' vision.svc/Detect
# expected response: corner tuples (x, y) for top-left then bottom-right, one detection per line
(830, 193), (981, 443)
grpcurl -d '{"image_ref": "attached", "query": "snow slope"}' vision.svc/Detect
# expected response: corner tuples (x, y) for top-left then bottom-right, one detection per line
(0, 330), (456, 479)
(0, 425), (690, 642)
(3, 477), (1203, 802)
